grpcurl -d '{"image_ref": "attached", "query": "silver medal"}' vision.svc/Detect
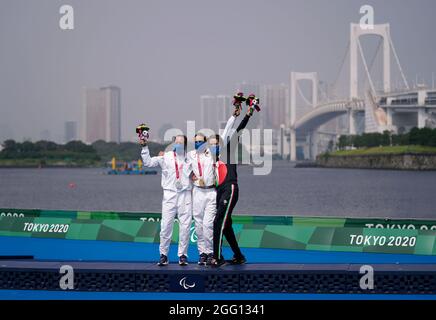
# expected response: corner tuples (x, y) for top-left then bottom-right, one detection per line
(175, 180), (183, 190)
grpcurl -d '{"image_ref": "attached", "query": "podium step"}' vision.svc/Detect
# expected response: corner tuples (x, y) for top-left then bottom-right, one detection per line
(1, 260), (435, 294)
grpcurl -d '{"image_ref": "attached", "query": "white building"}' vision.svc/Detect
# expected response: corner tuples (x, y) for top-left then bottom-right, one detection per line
(201, 95), (232, 133)
(83, 86), (121, 143)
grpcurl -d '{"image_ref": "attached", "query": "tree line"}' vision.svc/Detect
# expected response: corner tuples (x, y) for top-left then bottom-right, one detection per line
(0, 140), (100, 161)
(0, 139), (168, 163)
(337, 127), (436, 149)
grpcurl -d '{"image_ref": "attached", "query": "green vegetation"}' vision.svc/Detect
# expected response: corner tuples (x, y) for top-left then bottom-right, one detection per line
(337, 127), (436, 149)
(0, 140), (100, 167)
(331, 145), (436, 156)
(0, 139), (168, 167)
(91, 140), (169, 162)
(324, 127), (436, 157)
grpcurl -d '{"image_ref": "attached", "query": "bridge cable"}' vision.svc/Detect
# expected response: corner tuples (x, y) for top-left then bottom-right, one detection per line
(318, 82), (330, 102)
(296, 82), (314, 106)
(388, 33), (410, 90)
(357, 38), (377, 95)
(368, 37), (383, 75)
(331, 41), (350, 99)
(363, 37), (382, 94)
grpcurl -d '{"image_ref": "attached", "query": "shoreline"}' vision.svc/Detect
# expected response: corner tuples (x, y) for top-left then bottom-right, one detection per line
(0, 165), (103, 169)
(316, 152), (436, 171)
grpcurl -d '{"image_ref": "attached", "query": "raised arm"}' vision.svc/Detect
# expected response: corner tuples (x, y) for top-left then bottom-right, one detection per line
(227, 109), (253, 149)
(220, 115), (237, 144)
(141, 146), (164, 168)
(236, 113), (251, 133)
(221, 103), (254, 146)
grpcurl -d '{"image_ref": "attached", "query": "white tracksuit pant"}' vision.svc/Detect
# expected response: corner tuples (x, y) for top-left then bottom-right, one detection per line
(192, 187), (217, 255)
(160, 189), (192, 257)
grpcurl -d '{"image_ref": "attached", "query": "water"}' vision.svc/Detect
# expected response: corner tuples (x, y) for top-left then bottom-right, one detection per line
(0, 161), (435, 219)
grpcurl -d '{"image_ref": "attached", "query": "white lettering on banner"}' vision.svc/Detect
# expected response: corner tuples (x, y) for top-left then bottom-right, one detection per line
(349, 235), (416, 248)
(365, 223), (436, 231)
(23, 222), (69, 233)
(139, 217), (161, 222)
(0, 212), (25, 218)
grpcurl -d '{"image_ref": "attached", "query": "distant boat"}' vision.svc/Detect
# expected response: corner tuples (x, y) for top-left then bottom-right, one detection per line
(106, 157), (157, 175)
(107, 169), (157, 175)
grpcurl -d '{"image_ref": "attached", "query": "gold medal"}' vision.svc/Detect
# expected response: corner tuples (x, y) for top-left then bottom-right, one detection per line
(198, 178), (205, 187)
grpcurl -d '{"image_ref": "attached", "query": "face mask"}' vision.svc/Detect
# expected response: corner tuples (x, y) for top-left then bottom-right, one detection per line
(195, 141), (206, 151)
(173, 143), (184, 154)
(209, 145), (220, 156)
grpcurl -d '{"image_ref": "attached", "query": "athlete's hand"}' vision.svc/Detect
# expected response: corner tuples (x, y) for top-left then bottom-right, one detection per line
(246, 106), (254, 117)
(158, 151), (165, 156)
(139, 139), (147, 146)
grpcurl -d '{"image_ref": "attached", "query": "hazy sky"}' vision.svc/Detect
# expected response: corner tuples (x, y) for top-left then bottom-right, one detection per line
(1, 0), (436, 142)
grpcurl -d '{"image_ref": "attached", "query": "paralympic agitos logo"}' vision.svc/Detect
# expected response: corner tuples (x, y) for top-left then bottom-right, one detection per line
(179, 276), (196, 290)
(190, 226), (198, 243)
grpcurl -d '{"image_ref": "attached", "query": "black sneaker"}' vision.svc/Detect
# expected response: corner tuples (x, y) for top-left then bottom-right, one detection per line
(198, 253), (208, 265)
(179, 255), (188, 266)
(157, 254), (168, 266)
(229, 255), (246, 265)
(205, 253), (214, 266)
(210, 257), (226, 268)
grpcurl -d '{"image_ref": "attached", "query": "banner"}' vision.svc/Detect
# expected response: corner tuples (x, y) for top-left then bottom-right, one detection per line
(1, 209), (436, 255)
(2, 208), (436, 229)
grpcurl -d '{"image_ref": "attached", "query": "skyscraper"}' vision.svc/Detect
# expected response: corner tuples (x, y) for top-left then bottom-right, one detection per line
(259, 84), (289, 158)
(84, 88), (106, 143)
(83, 86), (121, 143)
(200, 95), (217, 132)
(216, 95), (231, 131)
(261, 84), (288, 130)
(201, 95), (232, 133)
(101, 86), (121, 143)
(64, 121), (77, 143)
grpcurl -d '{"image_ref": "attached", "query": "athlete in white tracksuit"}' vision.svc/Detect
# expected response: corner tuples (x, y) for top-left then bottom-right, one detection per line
(187, 121), (237, 265)
(187, 135), (216, 264)
(141, 136), (192, 266)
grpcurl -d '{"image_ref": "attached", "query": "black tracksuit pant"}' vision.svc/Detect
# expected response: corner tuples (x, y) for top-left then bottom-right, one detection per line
(212, 183), (243, 260)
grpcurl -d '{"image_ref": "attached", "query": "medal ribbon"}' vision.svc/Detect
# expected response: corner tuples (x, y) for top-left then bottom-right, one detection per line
(214, 162), (219, 187)
(173, 151), (180, 180)
(197, 154), (203, 178)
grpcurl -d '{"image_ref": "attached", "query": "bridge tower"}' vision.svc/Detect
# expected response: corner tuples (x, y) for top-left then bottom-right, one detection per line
(289, 72), (318, 161)
(350, 23), (391, 99)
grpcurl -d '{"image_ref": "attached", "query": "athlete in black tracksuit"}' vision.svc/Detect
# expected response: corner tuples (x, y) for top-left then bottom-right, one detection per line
(211, 110), (252, 266)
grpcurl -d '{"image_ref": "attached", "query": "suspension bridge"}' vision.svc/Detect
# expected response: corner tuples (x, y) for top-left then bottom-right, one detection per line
(287, 23), (436, 161)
